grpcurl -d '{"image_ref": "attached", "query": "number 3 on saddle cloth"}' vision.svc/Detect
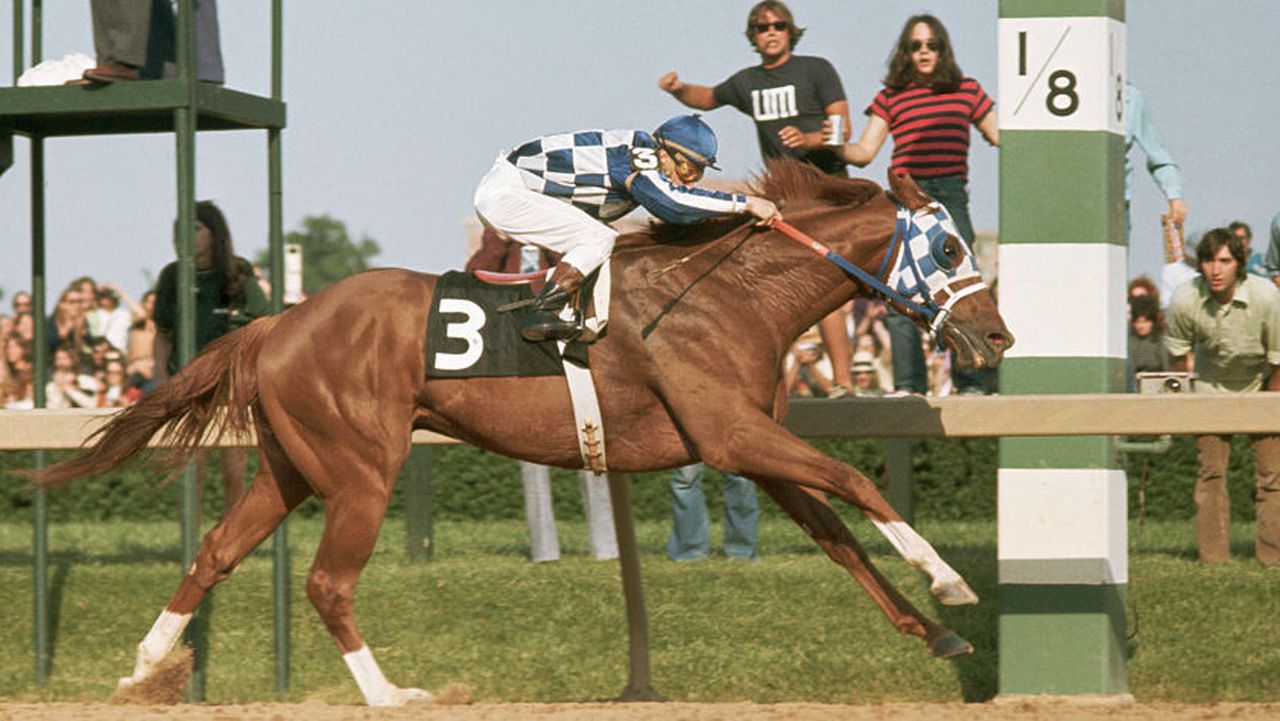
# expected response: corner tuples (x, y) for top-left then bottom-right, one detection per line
(425, 270), (603, 378)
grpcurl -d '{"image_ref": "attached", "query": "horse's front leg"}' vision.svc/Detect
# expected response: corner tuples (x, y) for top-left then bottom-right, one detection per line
(689, 408), (978, 606)
(752, 477), (973, 658)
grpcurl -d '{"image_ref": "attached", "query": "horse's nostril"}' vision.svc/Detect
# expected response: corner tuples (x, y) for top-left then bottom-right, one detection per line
(988, 333), (1013, 350)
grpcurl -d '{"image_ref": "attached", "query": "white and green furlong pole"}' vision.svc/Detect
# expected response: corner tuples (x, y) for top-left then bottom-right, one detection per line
(996, 0), (1130, 696)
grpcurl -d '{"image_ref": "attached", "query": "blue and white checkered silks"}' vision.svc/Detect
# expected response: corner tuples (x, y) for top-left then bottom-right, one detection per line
(505, 129), (746, 224)
(884, 202), (987, 332)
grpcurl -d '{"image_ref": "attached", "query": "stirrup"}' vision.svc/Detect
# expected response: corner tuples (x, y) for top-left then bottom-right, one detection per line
(522, 308), (583, 342)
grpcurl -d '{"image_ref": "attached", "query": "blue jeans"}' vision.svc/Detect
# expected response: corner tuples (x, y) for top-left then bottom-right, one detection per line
(667, 463), (759, 560)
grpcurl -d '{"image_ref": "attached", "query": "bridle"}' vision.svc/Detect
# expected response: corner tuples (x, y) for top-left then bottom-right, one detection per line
(772, 201), (986, 333)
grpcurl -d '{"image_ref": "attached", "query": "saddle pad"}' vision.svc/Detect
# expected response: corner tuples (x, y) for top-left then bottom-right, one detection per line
(426, 271), (584, 378)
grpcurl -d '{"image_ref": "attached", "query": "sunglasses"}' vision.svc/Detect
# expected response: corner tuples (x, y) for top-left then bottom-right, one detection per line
(910, 39), (941, 52)
(754, 21), (788, 34)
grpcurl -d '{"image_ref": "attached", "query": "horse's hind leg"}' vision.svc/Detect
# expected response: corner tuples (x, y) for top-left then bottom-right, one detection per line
(266, 409), (428, 707)
(753, 478), (973, 658)
(305, 481), (433, 707)
(117, 437), (313, 691)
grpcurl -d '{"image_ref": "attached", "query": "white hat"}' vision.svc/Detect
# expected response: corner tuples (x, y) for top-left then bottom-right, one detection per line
(851, 351), (876, 373)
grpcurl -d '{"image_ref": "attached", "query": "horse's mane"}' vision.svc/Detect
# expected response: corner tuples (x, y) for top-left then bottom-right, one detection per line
(617, 158), (883, 250)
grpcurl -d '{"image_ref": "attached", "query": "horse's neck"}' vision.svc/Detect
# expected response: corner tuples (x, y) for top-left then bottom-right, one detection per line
(746, 208), (891, 341)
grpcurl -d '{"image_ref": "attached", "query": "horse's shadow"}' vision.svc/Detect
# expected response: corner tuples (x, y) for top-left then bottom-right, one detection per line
(930, 538), (998, 702)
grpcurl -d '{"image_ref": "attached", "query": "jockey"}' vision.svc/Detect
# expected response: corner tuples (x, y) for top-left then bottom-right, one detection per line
(474, 113), (782, 341)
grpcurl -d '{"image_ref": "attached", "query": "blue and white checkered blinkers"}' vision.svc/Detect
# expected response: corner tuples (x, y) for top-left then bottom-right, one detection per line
(885, 202), (986, 332)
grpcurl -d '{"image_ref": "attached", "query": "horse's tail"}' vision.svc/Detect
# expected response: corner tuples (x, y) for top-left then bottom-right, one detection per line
(22, 315), (283, 486)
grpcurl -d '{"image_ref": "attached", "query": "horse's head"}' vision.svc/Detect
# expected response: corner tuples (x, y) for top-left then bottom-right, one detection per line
(883, 171), (1014, 369)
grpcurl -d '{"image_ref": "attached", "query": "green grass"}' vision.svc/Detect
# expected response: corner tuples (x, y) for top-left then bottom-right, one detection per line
(0, 517), (1275, 704)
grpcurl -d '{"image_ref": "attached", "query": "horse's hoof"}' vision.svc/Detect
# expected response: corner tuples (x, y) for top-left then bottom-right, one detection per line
(927, 630), (975, 659)
(370, 686), (434, 707)
(931, 577), (979, 606)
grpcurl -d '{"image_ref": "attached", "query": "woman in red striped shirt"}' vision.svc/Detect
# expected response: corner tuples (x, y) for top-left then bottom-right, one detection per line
(829, 14), (999, 395)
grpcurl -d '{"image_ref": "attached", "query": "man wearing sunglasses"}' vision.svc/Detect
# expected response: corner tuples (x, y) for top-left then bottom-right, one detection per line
(657, 1), (855, 395)
(658, 1), (850, 175)
(473, 113), (780, 342)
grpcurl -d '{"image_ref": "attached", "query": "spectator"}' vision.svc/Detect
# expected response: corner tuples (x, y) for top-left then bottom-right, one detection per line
(3, 367), (34, 410)
(1262, 210), (1280, 289)
(1128, 275), (1162, 305)
(10, 291), (33, 316)
(829, 13), (998, 396)
(91, 282), (141, 352)
(126, 290), (158, 387)
(1128, 295), (1168, 386)
(13, 311), (34, 345)
(464, 228), (618, 562)
(47, 285), (92, 362)
(924, 336), (953, 396)
(658, 0), (855, 394)
(785, 337), (834, 398)
(667, 463), (759, 562)
(99, 352), (137, 407)
(0, 314), (12, 343)
(80, 0), (223, 84)
(850, 351), (886, 397)
(1228, 221), (1269, 280)
(154, 200), (270, 511)
(1165, 227), (1280, 566)
(45, 346), (99, 409)
(4, 336), (31, 378)
(1125, 83), (1186, 242)
(853, 334), (894, 394)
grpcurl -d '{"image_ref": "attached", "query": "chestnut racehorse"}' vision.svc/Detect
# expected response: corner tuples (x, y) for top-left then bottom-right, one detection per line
(30, 161), (1013, 705)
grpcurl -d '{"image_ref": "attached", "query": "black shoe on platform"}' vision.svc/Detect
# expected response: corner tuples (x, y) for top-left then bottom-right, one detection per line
(522, 308), (582, 342)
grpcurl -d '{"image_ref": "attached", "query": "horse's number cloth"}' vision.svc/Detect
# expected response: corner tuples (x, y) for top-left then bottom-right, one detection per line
(426, 271), (585, 378)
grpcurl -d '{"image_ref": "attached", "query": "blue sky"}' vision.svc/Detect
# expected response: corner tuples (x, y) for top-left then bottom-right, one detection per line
(2, 1), (1278, 306)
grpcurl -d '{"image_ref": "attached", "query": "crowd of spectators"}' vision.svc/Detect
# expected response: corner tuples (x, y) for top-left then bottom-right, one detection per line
(1, 278), (157, 410)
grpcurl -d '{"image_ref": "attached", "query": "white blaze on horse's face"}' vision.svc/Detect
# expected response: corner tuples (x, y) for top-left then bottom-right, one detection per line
(885, 201), (986, 332)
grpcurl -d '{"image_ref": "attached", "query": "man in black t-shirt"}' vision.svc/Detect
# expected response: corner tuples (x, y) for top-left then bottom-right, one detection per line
(659, 1), (851, 176)
(658, 1), (854, 393)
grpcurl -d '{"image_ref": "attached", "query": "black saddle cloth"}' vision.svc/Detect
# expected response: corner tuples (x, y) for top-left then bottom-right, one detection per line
(425, 271), (586, 378)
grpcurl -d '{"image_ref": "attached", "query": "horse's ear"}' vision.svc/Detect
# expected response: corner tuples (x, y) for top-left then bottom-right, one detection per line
(887, 171), (931, 211)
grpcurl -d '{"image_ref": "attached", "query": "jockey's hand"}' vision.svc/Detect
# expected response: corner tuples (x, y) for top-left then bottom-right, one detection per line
(745, 196), (782, 227)
(658, 71), (683, 95)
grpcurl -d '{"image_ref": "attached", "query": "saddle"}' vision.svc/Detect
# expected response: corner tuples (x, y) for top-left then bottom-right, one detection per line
(482, 265), (610, 344)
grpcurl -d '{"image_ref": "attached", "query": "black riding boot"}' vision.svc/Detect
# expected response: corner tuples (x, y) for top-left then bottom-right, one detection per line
(522, 281), (582, 341)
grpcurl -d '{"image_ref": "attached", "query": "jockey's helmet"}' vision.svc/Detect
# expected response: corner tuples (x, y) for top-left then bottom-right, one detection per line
(654, 114), (720, 170)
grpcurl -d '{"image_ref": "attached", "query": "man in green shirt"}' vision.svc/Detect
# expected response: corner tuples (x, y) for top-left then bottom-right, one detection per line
(1166, 227), (1280, 565)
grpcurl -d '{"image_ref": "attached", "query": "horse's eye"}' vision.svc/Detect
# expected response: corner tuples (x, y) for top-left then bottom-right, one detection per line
(930, 234), (957, 271)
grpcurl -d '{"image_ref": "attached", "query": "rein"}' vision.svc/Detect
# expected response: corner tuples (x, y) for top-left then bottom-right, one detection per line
(771, 215), (940, 326)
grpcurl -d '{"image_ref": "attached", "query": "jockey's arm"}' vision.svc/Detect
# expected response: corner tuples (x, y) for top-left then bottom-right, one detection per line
(626, 170), (753, 225)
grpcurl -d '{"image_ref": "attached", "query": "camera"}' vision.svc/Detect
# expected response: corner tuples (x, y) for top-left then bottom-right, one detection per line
(1135, 371), (1196, 395)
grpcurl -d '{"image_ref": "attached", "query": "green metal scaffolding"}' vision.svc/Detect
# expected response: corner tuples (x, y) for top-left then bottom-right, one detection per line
(3, 0), (288, 699)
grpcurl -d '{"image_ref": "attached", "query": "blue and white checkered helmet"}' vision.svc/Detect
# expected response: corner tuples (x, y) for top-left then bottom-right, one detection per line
(654, 114), (720, 170)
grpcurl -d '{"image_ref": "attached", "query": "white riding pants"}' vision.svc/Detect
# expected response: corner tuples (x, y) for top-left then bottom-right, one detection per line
(473, 153), (616, 278)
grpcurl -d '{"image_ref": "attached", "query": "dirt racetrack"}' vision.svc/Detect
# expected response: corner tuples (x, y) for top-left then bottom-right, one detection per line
(3, 700), (1280, 721)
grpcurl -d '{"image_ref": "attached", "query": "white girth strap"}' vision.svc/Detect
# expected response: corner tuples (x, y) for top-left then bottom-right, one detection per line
(558, 340), (607, 472)
(556, 261), (611, 472)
